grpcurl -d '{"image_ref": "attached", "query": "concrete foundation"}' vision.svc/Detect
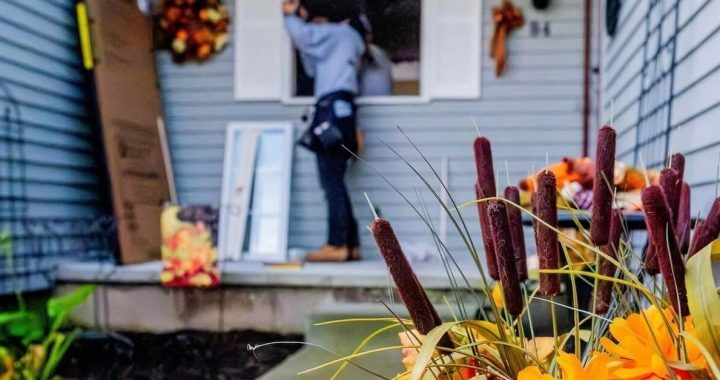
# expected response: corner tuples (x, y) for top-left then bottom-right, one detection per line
(56, 260), (483, 334)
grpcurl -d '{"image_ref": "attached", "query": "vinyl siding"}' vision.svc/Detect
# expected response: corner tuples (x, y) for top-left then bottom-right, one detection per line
(0, 0), (106, 292)
(601, 0), (720, 216)
(160, 0), (585, 265)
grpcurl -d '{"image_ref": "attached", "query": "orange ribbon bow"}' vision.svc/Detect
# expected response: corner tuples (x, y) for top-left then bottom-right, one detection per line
(491, 0), (524, 77)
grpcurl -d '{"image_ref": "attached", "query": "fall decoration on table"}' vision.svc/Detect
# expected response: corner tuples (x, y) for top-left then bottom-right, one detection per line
(160, 205), (220, 287)
(156, 0), (230, 63)
(490, 0), (524, 77)
(518, 156), (659, 212)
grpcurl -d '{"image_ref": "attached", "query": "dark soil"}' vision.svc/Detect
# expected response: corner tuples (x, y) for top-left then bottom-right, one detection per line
(57, 330), (303, 380)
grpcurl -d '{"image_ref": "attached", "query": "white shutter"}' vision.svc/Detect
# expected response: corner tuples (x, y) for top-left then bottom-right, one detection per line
(423, 0), (482, 99)
(234, 0), (285, 101)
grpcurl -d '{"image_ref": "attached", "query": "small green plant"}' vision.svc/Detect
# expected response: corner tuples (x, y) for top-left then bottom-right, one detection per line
(0, 285), (95, 380)
(0, 231), (95, 379)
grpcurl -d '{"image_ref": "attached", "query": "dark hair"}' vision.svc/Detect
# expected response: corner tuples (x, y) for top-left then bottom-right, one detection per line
(349, 14), (372, 41)
(301, 0), (357, 22)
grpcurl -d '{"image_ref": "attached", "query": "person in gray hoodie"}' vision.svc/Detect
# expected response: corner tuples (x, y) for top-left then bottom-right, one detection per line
(283, 0), (364, 261)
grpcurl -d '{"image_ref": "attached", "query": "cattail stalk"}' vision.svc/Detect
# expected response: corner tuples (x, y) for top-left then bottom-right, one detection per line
(474, 137), (499, 280)
(689, 197), (720, 256)
(596, 209), (622, 314)
(644, 232), (660, 275)
(691, 219), (706, 254)
(677, 182), (691, 254)
(591, 125), (616, 246)
(371, 218), (450, 343)
(659, 168), (681, 226)
(487, 201), (524, 317)
(504, 186), (527, 281)
(476, 184), (499, 279)
(535, 171), (560, 296)
(642, 186), (689, 316)
(670, 153), (685, 181)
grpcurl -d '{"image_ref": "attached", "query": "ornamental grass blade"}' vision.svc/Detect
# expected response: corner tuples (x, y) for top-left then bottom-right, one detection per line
(410, 320), (508, 380)
(685, 240), (720, 367)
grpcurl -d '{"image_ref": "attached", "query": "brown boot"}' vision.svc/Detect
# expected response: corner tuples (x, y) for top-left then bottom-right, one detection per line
(306, 245), (350, 262)
(350, 246), (361, 261)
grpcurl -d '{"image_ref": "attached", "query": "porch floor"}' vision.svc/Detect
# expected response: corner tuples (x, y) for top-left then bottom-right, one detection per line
(57, 259), (485, 289)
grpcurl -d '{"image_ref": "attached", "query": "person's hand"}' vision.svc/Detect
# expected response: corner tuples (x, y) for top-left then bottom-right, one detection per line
(282, 0), (299, 15)
(298, 5), (308, 20)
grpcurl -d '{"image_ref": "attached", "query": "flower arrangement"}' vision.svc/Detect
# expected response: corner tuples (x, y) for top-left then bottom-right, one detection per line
(156, 0), (230, 63)
(160, 205), (219, 287)
(298, 125), (720, 379)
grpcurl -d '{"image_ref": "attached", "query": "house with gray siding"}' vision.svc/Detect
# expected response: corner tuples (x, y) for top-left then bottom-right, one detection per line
(0, 0), (720, 290)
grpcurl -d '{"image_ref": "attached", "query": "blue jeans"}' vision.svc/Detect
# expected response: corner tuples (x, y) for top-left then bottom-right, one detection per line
(311, 91), (359, 248)
(317, 151), (359, 247)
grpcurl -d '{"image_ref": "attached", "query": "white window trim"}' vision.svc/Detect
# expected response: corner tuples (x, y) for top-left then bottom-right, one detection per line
(232, 0), (482, 103)
(280, 0), (433, 105)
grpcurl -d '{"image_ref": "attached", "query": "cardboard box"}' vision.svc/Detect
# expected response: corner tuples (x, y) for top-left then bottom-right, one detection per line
(85, 0), (171, 264)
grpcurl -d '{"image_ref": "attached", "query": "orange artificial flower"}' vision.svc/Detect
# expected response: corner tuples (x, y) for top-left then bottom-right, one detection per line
(398, 329), (425, 372)
(557, 351), (619, 380)
(600, 305), (709, 379)
(519, 351), (618, 380)
(491, 282), (505, 310)
(518, 365), (553, 380)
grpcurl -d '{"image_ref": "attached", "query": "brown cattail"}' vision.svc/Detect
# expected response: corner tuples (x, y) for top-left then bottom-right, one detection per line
(644, 237), (660, 275)
(659, 168), (681, 225)
(487, 201), (524, 316)
(371, 218), (445, 336)
(476, 184), (499, 280)
(596, 209), (622, 314)
(535, 171), (560, 296)
(473, 137), (497, 199)
(677, 182), (691, 254)
(591, 126), (616, 246)
(642, 186), (689, 316)
(504, 186), (528, 281)
(530, 192), (538, 225)
(689, 197), (720, 256)
(670, 153), (685, 182)
(474, 137), (499, 280)
(691, 219), (706, 254)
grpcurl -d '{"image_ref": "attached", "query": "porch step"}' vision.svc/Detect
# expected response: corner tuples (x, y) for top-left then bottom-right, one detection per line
(261, 303), (474, 380)
(259, 299), (572, 379)
(258, 302), (460, 380)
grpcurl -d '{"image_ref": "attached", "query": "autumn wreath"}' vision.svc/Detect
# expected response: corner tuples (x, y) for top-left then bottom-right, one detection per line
(156, 0), (230, 63)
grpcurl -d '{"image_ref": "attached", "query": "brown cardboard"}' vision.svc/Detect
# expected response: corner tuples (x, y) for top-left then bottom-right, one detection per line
(86, 0), (170, 264)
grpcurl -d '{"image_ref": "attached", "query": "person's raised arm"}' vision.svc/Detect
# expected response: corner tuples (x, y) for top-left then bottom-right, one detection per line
(282, 1), (329, 59)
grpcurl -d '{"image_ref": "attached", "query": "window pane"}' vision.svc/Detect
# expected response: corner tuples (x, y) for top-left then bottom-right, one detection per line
(291, 0), (421, 97)
(255, 131), (284, 172)
(251, 175), (281, 215)
(249, 216), (281, 255)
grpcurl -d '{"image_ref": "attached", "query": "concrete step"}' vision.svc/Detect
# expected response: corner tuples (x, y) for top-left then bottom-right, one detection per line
(259, 299), (572, 379)
(259, 302), (457, 380)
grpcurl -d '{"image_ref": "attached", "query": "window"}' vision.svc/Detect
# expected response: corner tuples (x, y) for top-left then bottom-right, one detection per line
(219, 122), (293, 262)
(291, 0), (422, 101)
(234, 0), (482, 103)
